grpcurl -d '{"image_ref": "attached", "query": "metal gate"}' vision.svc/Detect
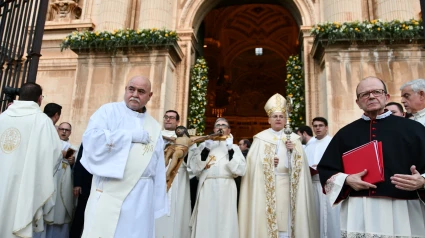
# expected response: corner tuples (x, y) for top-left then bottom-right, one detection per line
(0, 0), (49, 111)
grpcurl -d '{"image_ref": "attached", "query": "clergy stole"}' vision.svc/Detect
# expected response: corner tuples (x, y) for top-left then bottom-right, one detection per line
(261, 133), (303, 237)
(189, 143), (231, 228)
(84, 114), (160, 237)
(275, 144), (290, 232)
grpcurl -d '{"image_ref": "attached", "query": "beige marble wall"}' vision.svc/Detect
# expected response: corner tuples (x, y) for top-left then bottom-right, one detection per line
(373, 0), (417, 21)
(138, 0), (176, 29)
(312, 43), (425, 135)
(37, 45), (182, 145)
(322, 0), (363, 22)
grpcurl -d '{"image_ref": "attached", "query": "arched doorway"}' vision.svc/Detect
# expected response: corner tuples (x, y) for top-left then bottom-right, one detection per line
(201, 3), (300, 141)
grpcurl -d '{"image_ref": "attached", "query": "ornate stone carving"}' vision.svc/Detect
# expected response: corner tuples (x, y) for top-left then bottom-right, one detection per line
(49, 0), (82, 21)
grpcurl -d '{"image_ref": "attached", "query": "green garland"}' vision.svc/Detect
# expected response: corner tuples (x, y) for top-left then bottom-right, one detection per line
(188, 58), (209, 135)
(311, 19), (423, 44)
(60, 28), (179, 52)
(285, 55), (305, 129)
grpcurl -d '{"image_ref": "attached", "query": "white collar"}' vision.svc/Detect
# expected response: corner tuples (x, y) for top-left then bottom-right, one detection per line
(361, 110), (392, 121)
(413, 107), (425, 120)
(122, 101), (146, 118)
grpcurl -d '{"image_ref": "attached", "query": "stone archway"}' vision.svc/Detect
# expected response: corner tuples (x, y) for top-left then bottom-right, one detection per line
(176, 0), (320, 138)
(177, 0), (318, 139)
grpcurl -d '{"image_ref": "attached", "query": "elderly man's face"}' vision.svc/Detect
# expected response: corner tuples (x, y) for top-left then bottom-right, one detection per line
(58, 123), (72, 141)
(356, 78), (389, 114)
(385, 105), (404, 117)
(401, 86), (425, 114)
(124, 77), (153, 112)
(268, 112), (286, 131)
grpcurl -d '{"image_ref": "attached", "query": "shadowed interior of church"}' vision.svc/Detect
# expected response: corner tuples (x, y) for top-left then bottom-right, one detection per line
(200, 3), (300, 142)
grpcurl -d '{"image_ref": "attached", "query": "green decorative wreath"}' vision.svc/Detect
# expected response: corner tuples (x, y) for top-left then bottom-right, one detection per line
(188, 58), (209, 135)
(60, 28), (179, 52)
(311, 19), (423, 44)
(285, 55), (305, 129)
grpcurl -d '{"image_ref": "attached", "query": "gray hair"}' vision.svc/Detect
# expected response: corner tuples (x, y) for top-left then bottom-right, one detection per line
(215, 117), (230, 128)
(400, 79), (425, 93)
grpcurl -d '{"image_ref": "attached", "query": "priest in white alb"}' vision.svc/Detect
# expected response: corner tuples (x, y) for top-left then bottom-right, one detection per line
(81, 76), (168, 238)
(189, 117), (246, 238)
(238, 93), (318, 238)
(155, 110), (192, 238)
(305, 117), (340, 238)
(0, 83), (62, 238)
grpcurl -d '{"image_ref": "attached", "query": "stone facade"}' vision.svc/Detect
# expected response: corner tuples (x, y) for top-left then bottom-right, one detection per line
(38, 0), (423, 145)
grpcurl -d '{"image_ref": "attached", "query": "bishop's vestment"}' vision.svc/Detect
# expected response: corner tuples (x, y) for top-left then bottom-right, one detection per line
(238, 129), (318, 238)
(0, 101), (62, 238)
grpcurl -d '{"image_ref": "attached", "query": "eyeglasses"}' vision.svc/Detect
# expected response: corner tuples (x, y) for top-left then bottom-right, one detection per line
(163, 115), (176, 120)
(312, 124), (325, 128)
(58, 128), (71, 132)
(214, 124), (229, 128)
(270, 115), (286, 120)
(357, 89), (386, 99)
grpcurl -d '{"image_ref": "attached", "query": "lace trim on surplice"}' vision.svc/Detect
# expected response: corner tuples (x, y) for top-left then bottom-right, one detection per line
(341, 231), (422, 238)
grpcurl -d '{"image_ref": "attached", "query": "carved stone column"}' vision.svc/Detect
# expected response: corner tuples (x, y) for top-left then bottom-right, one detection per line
(373, 0), (415, 21)
(138, 0), (175, 29)
(323, 0), (363, 22)
(96, 0), (130, 31)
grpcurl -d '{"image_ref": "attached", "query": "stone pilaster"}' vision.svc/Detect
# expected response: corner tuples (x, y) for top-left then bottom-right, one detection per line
(138, 0), (175, 29)
(311, 39), (425, 135)
(95, 0), (130, 31)
(323, 0), (363, 22)
(373, 0), (416, 21)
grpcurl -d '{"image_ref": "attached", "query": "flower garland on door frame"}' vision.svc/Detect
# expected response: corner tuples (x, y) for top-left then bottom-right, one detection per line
(188, 58), (209, 135)
(285, 55), (305, 129)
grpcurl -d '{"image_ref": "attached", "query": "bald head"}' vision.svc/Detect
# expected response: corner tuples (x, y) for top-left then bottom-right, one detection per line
(124, 75), (153, 112)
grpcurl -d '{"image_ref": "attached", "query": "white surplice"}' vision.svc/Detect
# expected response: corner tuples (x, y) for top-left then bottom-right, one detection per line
(154, 130), (194, 238)
(305, 135), (340, 238)
(325, 173), (425, 237)
(0, 101), (62, 238)
(412, 107), (425, 126)
(80, 101), (167, 238)
(189, 139), (246, 238)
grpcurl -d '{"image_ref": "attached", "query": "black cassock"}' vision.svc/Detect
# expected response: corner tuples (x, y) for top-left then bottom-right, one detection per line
(318, 112), (425, 203)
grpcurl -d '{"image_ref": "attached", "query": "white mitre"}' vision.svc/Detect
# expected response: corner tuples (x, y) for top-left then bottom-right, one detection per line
(264, 93), (287, 116)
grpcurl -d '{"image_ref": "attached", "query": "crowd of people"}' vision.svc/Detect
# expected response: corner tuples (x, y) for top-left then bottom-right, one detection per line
(1, 75), (425, 238)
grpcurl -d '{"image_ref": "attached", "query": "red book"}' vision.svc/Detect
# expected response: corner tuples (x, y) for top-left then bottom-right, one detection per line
(342, 140), (384, 184)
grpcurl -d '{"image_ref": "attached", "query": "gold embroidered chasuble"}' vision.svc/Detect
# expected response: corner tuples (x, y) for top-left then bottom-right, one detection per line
(0, 101), (62, 238)
(238, 129), (318, 238)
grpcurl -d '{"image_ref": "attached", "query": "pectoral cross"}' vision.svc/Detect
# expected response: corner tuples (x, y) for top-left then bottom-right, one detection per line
(205, 155), (216, 169)
(106, 142), (115, 153)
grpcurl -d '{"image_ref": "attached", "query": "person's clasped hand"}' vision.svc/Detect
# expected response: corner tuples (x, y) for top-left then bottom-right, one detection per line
(226, 138), (233, 150)
(132, 129), (150, 144)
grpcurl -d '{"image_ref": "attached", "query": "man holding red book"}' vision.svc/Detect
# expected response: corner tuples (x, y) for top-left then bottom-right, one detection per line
(318, 76), (425, 238)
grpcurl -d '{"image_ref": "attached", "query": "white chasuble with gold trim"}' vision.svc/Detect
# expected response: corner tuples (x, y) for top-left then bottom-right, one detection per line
(238, 129), (318, 238)
(0, 101), (62, 238)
